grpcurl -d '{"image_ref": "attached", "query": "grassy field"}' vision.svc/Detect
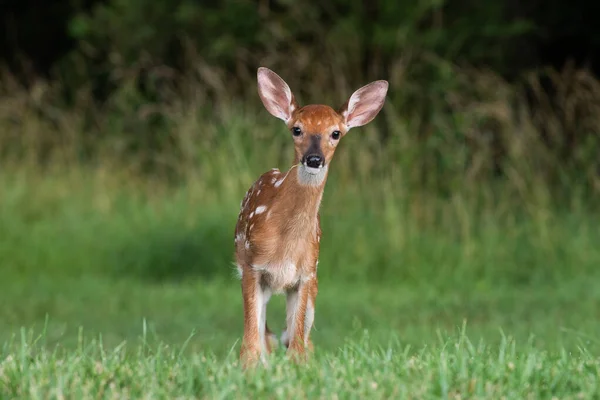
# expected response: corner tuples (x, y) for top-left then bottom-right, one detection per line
(2, 328), (599, 399)
(1, 158), (599, 397)
(1, 78), (600, 396)
(3, 3), (600, 396)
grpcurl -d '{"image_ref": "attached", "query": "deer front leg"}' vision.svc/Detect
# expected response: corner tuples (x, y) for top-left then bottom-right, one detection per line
(284, 277), (316, 361)
(304, 278), (317, 352)
(240, 268), (270, 368)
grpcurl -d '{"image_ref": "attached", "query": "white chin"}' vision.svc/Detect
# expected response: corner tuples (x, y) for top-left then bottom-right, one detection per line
(304, 166), (321, 175)
(298, 163), (328, 186)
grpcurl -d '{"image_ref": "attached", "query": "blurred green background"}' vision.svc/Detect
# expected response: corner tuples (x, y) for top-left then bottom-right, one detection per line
(0, 1), (599, 356)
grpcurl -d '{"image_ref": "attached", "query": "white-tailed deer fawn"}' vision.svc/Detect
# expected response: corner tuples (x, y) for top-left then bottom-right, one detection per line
(235, 67), (388, 367)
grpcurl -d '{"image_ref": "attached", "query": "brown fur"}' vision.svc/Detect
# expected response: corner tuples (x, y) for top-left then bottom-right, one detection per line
(287, 105), (348, 165)
(235, 67), (388, 369)
(235, 134), (327, 367)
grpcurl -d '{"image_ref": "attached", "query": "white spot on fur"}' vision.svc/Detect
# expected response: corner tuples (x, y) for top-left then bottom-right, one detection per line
(245, 241), (250, 250)
(235, 233), (243, 242)
(249, 212), (254, 219)
(271, 177), (277, 184)
(257, 189), (261, 195)
(249, 223), (254, 231)
(255, 205), (267, 214)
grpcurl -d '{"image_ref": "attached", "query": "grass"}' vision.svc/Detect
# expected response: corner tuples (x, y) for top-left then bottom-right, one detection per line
(0, 160), (599, 398)
(1, 68), (600, 396)
(1, 328), (599, 398)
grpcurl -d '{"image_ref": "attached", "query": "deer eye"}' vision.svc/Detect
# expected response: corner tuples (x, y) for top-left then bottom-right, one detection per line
(331, 130), (341, 140)
(292, 127), (302, 137)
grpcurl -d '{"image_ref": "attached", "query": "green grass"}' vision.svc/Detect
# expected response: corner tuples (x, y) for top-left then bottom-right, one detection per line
(3, 50), (600, 397)
(1, 144), (600, 397)
(2, 17), (600, 397)
(1, 328), (599, 398)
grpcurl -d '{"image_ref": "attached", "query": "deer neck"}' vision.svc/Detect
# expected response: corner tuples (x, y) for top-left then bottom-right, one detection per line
(275, 163), (328, 237)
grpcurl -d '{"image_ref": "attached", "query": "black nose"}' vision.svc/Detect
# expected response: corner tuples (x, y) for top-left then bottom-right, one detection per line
(305, 155), (323, 168)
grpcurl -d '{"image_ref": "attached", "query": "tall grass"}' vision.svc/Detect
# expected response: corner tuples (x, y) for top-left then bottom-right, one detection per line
(0, 69), (600, 282)
(1, 63), (600, 286)
(1, 63), (600, 383)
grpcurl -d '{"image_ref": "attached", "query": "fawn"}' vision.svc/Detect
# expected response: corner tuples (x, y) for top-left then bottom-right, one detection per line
(234, 67), (388, 367)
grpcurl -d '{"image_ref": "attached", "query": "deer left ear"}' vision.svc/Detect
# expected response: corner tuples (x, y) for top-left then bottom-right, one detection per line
(339, 80), (389, 129)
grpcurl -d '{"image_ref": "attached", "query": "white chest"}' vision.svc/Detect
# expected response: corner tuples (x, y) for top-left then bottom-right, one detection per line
(253, 261), (301, 293)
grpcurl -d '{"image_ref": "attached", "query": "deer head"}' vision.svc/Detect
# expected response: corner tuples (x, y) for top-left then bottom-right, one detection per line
(257, 67), (389, 186)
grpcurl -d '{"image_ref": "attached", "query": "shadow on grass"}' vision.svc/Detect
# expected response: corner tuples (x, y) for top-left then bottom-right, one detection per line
(108, 218), (234, 282)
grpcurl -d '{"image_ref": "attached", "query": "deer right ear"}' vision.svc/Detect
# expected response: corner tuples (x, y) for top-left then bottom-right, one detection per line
(257, 67), (298, 123)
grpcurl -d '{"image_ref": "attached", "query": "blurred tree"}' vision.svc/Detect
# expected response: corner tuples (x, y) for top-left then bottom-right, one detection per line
(1, 0), (599, 92)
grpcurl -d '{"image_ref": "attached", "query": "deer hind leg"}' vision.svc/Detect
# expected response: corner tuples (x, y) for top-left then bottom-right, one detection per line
(265, 322), (279, 353)
(280, 292), (295, 349)
(240, 267), (271, 368)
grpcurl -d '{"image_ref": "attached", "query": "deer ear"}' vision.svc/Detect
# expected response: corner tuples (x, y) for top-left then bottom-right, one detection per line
(257, 67), (298, 123)
(339, 80), (389, 129)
